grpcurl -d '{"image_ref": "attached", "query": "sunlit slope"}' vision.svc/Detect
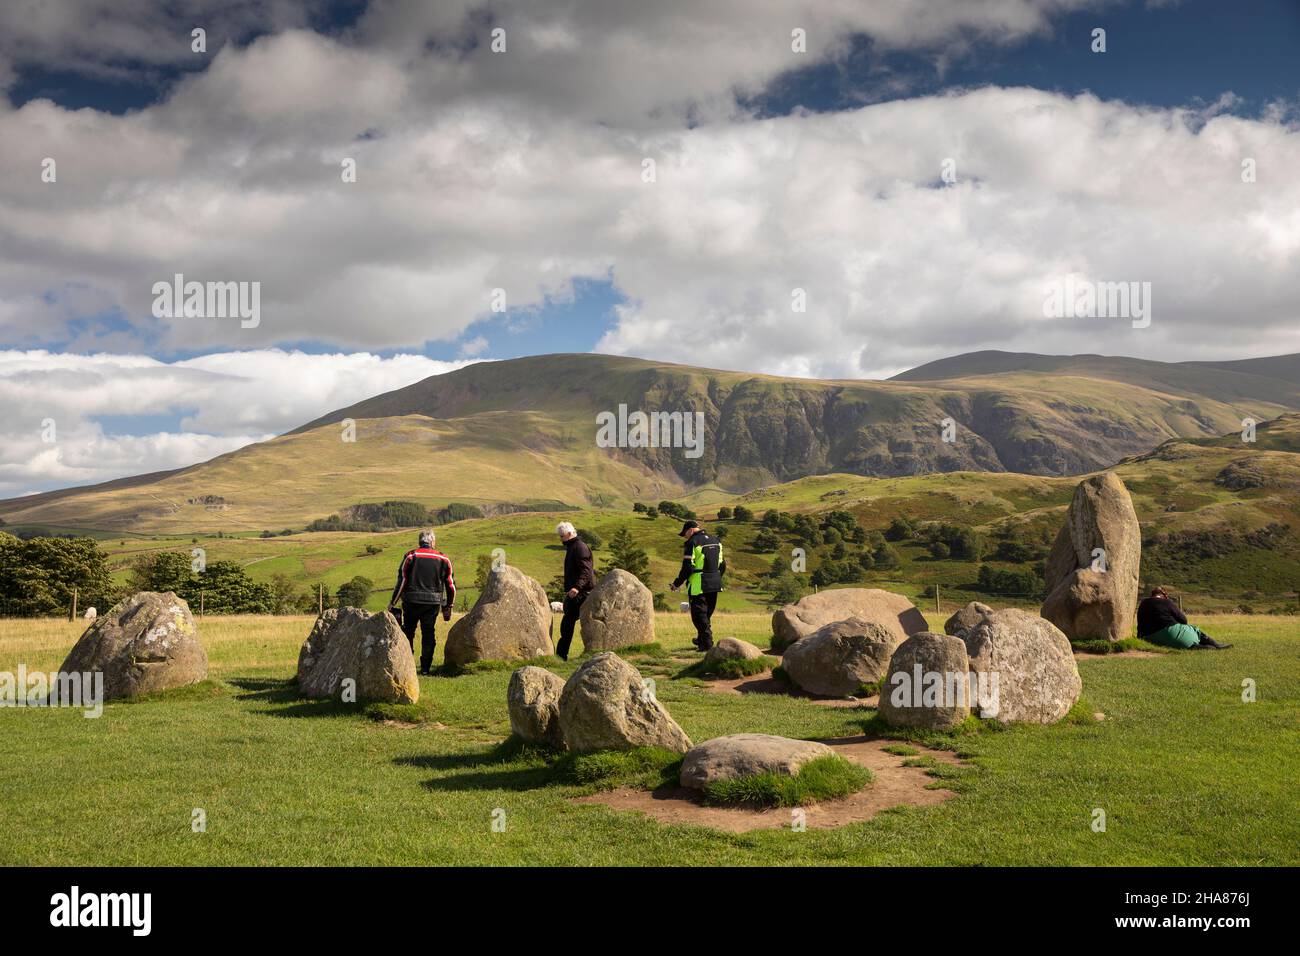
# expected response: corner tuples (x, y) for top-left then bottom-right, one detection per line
(0, 413), (685, 533)
(2, 352), (1297, 534)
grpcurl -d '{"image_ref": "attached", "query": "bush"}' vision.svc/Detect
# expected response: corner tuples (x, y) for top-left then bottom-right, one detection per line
(732, 505), (753, 522)
(336, 575), (374, 608)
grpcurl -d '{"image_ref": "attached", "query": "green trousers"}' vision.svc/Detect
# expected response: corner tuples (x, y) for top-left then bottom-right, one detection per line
(1144, 622), (1204, 649)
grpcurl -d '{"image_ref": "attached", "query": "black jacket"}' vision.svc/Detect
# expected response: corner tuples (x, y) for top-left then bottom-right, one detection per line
(390, 547), (456, 607)
(1136, 596), (1186, 637)
(672, 530), (725, 594)
(563, 537), (595, 594)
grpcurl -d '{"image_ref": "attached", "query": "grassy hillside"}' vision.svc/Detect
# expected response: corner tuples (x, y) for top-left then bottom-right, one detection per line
(3, 352), (1297, 534)
(50, 414), (1299, 615)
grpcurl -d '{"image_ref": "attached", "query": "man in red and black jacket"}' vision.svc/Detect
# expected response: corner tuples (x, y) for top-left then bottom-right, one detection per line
(388, 530), (456, 675)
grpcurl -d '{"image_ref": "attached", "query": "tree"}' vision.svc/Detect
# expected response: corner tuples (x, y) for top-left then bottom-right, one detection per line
(872, 541), (901, 570)
(336, 576), (374, 609)
(885, 516), (916, 541)
(603, 527), (651, 588)
(474, 553), (494, 589)
(768, 571), (806, 606)
(128, 550), (194, 594)
(0, 536), (114, 617)
(632, 502), (647, 513)
(713, 525), (729, 541)
(732, 505), (753, 522)
(267, 573), (301, 615)
(752, 528), (781, 553)
(577, 527), (602, 550)
(645, 507), (659, 520)
(717, 506), (733, 520)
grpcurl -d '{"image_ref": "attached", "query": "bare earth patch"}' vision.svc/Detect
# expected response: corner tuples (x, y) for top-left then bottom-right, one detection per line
(1073, 649), (1162, 660)
(572, 736), (962, 833)
(697, 668), (875, 708)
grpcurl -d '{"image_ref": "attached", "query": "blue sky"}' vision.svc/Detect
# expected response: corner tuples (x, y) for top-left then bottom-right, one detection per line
(1, 0), (1298, 493)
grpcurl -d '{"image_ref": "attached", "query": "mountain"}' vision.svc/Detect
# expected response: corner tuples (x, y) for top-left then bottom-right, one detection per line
(891, 350), (1300, 409)
(3, 351), (1298, 533)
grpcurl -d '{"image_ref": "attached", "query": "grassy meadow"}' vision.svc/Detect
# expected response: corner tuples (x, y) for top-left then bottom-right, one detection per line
(1, 610), (1295, 866)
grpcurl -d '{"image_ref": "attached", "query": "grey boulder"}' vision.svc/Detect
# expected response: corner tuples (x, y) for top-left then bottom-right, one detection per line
(59, 591), (207, 701)
(680, 733), (835, 789)
(558, 652), (691, 753)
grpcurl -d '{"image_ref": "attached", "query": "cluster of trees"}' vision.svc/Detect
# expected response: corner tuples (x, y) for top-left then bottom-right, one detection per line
(749, 508), (901, 603)
(0, 534), (114, 616)
(976, 564), (1044, 597)
(632, 500), (698, 522)
(127, 551), (280, 614)
(886, 516), (984, 560)
(306, 500), (484, 533)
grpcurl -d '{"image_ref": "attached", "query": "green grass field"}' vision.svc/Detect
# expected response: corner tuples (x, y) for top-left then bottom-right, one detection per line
(1, 611), (1295, 866)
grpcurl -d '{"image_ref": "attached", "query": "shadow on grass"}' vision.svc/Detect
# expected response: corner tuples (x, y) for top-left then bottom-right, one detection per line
(228, 676), (368, 718)
(396, 737), (562, 793)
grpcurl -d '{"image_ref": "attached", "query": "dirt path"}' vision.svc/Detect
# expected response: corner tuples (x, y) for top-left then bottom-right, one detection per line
(572, 736), (963, 833)
(696, 668), (876, 708)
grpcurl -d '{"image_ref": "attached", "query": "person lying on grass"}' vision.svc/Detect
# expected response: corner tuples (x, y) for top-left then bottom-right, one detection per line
(1137, 587), (1231, 650)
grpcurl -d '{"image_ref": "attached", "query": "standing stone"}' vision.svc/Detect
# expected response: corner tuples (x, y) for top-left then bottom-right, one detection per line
(444, 565), (553, 666)
(961, 608), (1081, 724)
(944, 601), (993, 637)
(879, 632), (971, 731)
(1041, 472), (1141, 642)
(781, 618), (901, 697)
(507, 665), (567, 749)
(59, 591), (207, 701)
(578, 568), (655, 651)
(558, 653), (692, 753)
(679, 734), (835, 789)
(771, 588), (927, 651)
(297, 607), (419, 703)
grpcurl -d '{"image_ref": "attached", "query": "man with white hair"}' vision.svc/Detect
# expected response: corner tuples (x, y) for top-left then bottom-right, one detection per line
(388, 530), (456, 675)
(555, 521), (595, 661)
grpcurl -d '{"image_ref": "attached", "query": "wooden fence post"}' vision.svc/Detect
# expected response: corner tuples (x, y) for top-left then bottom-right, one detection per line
(69, 586), (78, 622)
(318, 583), (324, 615)
(935, 584), (941, 614)
(200, 591), (205, 618)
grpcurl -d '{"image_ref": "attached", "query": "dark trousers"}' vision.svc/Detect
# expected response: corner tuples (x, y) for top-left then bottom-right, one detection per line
(556, 591), (589, 661)
(401, 601), (441, 671)
(689, 591), (718, 649)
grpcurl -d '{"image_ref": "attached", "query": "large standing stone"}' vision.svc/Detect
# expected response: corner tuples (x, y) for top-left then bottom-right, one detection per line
(444, 565), (553, 666)
(59, 591), (207, 701)
(879, 632), (971, 731)
(558, 652), (692, 753)
(507, 665), (566, 748)
(1041, 472), (1142, 642)
(781, 618), (902, 697)
(297, 607), (419, 703)
(944, 601), (993, 637)
(578, 568), (655, 651)
(962, 608), (1081, 724)
(771, 588), (927, 651)
(679, 734), (834, 789)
